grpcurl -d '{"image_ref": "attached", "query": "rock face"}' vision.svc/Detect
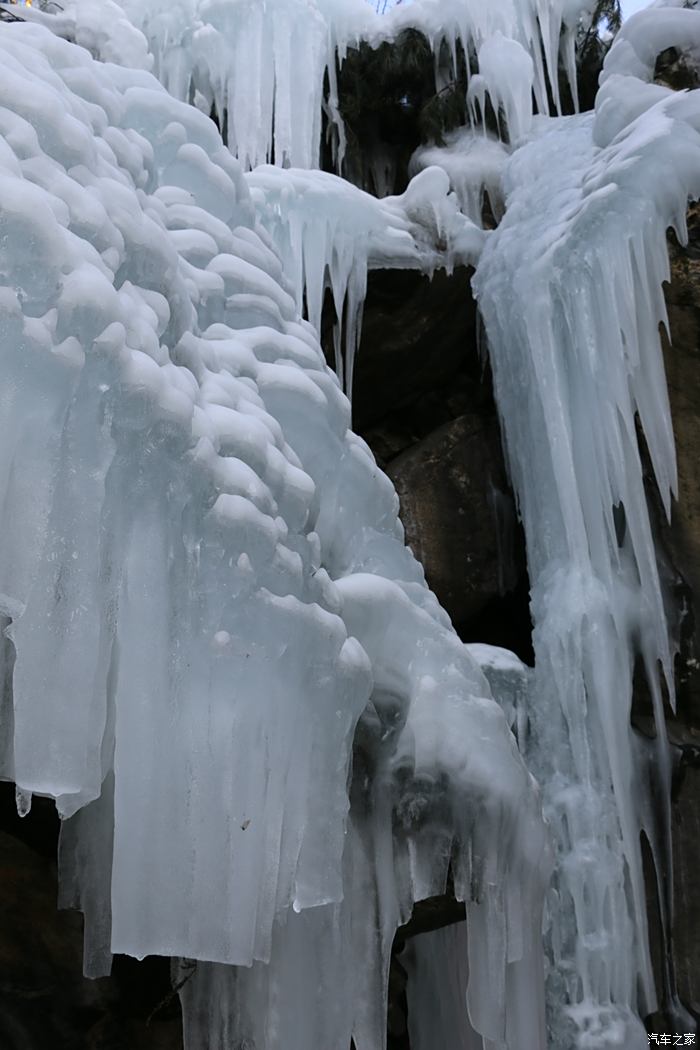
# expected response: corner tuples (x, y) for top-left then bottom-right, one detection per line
(385, 413), (515, 634)
(347, 268), (533, 660)
(653, 209), (700, 1017)
(335, 267), (483, 459)
(672, 759), (700, 1015)
(663, 208), (700, 728)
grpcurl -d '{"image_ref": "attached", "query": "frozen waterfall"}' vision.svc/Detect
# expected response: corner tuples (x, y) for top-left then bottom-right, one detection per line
(0, 1), (699, 1048)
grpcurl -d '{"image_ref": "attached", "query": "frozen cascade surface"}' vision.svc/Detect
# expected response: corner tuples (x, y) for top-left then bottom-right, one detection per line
(0, 19), (551, 1050)
(473, 8), (700, 1046)
(4, 2), (700, 1048)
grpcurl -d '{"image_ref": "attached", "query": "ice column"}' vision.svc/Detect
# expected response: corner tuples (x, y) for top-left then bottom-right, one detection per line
(474, 10), (700, 1044)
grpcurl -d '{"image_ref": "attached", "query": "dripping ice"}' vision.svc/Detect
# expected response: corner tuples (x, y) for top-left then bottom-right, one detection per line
(1, 1), (700, 1049)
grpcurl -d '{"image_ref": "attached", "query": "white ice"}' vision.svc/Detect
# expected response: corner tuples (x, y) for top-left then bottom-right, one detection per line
(247, 163), (484, 391)
(410, 129), (509, 226)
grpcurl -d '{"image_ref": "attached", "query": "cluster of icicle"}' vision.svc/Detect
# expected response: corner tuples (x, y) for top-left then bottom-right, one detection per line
(246, 164), (484, 390)
(92, 0), (589, 170)
(0, 18), (550, 1050)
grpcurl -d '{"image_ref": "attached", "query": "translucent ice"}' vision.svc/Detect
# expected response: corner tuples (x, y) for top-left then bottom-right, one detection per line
(469, 33), (535, 143)
(4, 4), (700, 1048)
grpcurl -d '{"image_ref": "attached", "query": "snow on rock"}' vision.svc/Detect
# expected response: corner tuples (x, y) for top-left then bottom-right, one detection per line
(595, 6), (700, 146)
(0, 20), (550, 1050)
(473, 6), (700, 1045)
(602, 4), (700, 85)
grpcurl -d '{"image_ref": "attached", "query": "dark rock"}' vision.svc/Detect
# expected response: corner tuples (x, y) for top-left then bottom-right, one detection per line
(0, 826), (99, 1049)
(385, 413), (517, 634)
(0, 784), (182, 1050)
(635, 203), (700, 1024)
(642, 722), (700, 1029)
(671, 759), (700, 1013)
(655, 47), (700, 92)
(661, 208), (700, 729)
(345, 266), (534, 659)
(662, 348), (700, 1005)
(338, 267), (483, 447)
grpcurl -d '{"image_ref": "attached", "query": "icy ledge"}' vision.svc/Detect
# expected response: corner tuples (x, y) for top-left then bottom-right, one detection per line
(0, 22), (549, 1050)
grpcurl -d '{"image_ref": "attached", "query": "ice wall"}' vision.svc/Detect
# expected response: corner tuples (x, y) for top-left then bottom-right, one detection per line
(5, 2), (700, 1047)
(474, 8), (700, 1045)
(0, 20), (550, 1050)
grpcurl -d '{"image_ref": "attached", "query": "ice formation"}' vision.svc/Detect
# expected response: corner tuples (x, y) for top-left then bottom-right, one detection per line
(3, 0), (700, 1048)
(0, 14), (548, 1050)
(16, 0), (589, 392)
(474, 8), (700, 1046)
(410, 130), (509, 226)
(31, 0), (590, 172)
(247, 164), (483, 389)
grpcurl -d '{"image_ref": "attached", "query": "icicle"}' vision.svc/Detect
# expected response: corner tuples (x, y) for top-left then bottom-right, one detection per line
(474, 33), (535, 143)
